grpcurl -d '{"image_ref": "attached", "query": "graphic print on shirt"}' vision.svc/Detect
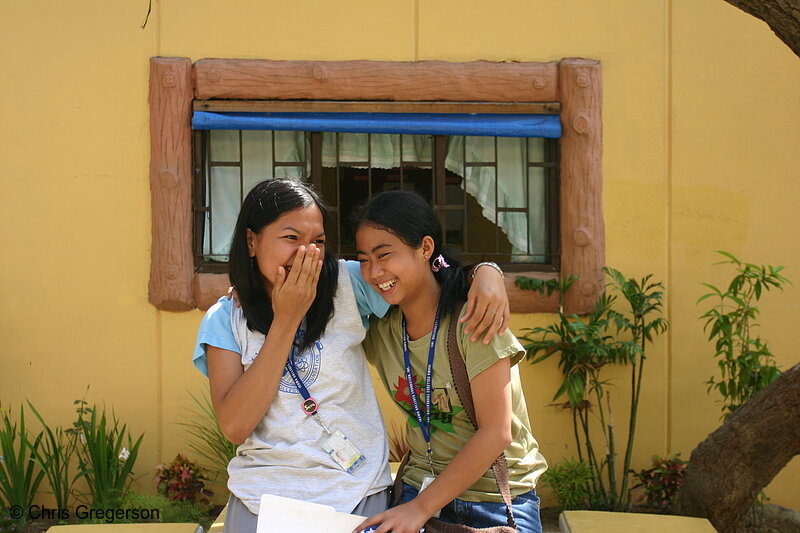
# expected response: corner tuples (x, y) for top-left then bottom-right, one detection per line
(392, 375), (463, 434)
(279, 332), (323, 394)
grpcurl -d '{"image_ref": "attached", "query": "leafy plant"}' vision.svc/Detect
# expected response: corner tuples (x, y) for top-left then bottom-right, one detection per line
(155, 454), (211, 503)
(605, 267), (668, 506)
(27, 401), (77, 511)
(698, 251), (789, 416)
(0, 511), (19, 533)
(0, 404), (46, 526)
(514, 275), (576, 314)
(540, 458), (593, 510)
(630, 454), (686, 511)
(121, 490), (169, 517)
(71, 400), (144, 509)
(161, 500), (209, 527)
(178, 390), (237, 484)
(518, 267), (667, 511)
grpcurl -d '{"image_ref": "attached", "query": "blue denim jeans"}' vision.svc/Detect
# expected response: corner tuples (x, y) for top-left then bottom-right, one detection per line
(400, 483), (542, 533)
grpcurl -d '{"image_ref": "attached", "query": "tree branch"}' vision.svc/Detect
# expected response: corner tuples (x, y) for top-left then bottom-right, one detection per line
(722, 0), (800, 58)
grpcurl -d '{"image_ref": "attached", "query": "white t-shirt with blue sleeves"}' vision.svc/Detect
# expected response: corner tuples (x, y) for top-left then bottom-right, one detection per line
(192, 259), (392, 514)
(193, 259), (387, 377)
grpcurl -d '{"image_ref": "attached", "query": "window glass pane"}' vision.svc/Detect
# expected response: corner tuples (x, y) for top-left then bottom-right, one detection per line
(523, 166), (548, 263)
(497, 137), (526, 209)
(274, 130), (305, 163)
(528, 137), (546, 162)
(466, 189), (495, 254)
(209, 130), (240, 162)
(464, 166), (496, 226)
(370, 134), (399, 168)
(320, 165), (338, 207)
(242, 130), (273, 191)
(445, 209), (464, 247)
(337, 133), (370, 165)
(399, 167), (433, 201)
(444, 136), (465, 176)
(401, 134), (432, 166)
(208, 166), (240, 260)
(464, 135), (495, 163)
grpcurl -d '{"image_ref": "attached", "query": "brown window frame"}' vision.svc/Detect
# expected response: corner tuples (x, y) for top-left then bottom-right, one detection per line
(148, 57), (603, 314)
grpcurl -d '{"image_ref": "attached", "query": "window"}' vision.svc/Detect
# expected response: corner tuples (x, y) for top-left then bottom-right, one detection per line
(193, 128), (560, 273)
(148, 57), (603, 314)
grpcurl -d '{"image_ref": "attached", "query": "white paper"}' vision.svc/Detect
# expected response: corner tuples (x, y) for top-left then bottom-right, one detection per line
(256, 494), (368, 533)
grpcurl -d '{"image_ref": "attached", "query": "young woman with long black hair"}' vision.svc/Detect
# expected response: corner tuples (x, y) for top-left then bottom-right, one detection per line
(192, 179), (510, 533)
(354, 190), (547, 533)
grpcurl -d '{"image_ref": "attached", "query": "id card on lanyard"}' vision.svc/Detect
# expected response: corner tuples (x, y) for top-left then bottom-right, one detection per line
(285, 329), (365, 474)
(402, 303), (443, 516)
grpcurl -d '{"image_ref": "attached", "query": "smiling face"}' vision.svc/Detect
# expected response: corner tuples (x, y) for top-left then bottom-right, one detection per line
(355, 224), (436, 308)
(247, 205), (326, 293)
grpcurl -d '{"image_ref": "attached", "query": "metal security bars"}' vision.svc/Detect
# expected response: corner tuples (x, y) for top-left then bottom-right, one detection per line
(193, 130), (559, 273)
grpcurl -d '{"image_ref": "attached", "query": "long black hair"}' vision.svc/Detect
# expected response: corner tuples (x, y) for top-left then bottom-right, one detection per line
(352, 190), (468, 317)
(228, 178), (338, 352)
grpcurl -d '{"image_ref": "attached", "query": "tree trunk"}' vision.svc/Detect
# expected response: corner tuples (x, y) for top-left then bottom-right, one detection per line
(722, 0), (800, 58)
(675, 363), (800, 533)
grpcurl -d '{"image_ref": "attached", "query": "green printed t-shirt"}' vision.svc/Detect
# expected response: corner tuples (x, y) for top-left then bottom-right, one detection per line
(364, 307), (548, 502)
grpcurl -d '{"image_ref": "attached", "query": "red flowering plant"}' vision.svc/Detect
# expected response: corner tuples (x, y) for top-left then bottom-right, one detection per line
(630, 454), (687, 511)
(155, 454), (212, 503)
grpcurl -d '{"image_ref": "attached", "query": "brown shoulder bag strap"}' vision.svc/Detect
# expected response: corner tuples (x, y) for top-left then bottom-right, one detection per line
(446, 305), (517, 530)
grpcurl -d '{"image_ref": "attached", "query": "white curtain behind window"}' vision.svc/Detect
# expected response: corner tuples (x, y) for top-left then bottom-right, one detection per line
(204, 131), (546, 262)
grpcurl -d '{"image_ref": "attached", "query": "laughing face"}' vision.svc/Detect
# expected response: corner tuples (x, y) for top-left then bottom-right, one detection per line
(247, 205), (326, 293)
(355, 224), (434, 307)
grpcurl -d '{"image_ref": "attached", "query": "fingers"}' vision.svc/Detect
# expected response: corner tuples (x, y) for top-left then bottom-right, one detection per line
(285, 245), (307, 284)
(466, 299), (490, 341)
(353, 513), (383, 533)
(459, 296), (476, 327)
(469, 306), (496, 343)
(272, 266), (287, 296)
(481, 309), (505, 344)
(297, 244), (321, 287)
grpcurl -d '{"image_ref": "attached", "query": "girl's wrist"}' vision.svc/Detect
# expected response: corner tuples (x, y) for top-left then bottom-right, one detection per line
(470, 261), (504, 280)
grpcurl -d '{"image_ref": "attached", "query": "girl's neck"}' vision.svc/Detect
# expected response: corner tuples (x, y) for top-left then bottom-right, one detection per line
(401, 276), (442, 341)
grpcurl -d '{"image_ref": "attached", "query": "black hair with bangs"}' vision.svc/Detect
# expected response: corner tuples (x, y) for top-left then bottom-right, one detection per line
(351, 190), (468, 317)
(228, 178), (338, 352)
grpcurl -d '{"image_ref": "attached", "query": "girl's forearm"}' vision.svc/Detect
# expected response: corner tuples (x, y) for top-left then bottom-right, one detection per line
(211, 316), (299, 443)
(411, 426), (512, 518)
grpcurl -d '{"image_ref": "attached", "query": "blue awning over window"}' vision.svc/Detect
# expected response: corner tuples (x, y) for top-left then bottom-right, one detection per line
(192, 111), (561, 138)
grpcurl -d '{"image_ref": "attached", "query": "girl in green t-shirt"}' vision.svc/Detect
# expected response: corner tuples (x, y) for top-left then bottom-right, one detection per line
(354, 190), (546, 533)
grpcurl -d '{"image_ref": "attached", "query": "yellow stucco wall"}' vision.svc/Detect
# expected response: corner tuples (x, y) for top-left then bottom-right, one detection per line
(1, 0), (798, 512)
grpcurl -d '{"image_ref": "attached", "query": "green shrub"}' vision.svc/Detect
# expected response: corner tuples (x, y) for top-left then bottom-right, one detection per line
(0, 404), (46, 527)
(72, 400), (144, 509)
(699, 251), (789, 417)
(541, 458), (593, 510)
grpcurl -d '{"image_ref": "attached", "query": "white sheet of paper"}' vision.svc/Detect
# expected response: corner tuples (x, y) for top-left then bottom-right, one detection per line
(256, 494), (368, 533)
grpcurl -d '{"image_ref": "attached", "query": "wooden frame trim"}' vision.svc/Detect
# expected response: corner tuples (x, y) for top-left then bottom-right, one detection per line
(194, 100), (561, 115)
(149, 57), (604, 314)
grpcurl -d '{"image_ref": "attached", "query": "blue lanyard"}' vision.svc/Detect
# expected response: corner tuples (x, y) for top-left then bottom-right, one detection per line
(401, 303), (442, 468)
(284, 329), (320, 417)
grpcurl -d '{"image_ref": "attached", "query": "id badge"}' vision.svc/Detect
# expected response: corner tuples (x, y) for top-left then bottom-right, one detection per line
(323, 429), (365, 474)
(420, 475), (441, 518)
